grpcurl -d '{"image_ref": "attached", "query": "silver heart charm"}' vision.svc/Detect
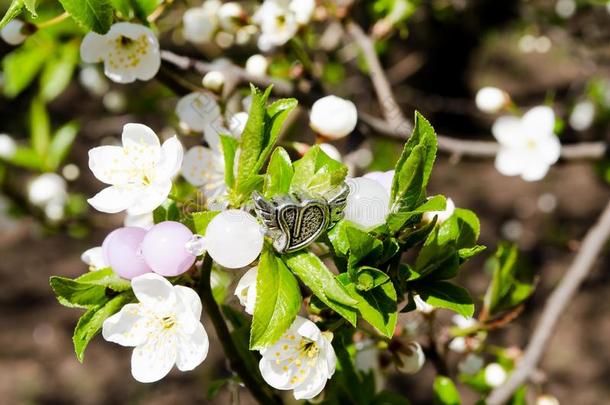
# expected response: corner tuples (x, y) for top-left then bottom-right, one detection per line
(252, 183), (349, 254)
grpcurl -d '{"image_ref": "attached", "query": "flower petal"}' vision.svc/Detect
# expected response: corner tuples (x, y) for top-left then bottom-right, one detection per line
(522, 106), (555, 138)
(174, 285), (202, 319)
(494, 147), (527, 177)
(156, 136), (184, 179)
(234, 266), (258, 315)
(492, 116), (523, 147)
(181, 145), (224, 187)
(131, 333), (177, 383)
(294, 316), (321, 342)
(176, 92), (221, 132)
(121, 123), (161, 164)
(534, 135), (561, 164)
(126, 179), (172, 215)
(293, 364), (328, 400)
(102, 303), (150, 347)
(175, 323), (209, 371)
(521, 161), (550, 182)
(81, 246), (106, 270)
(134, 44), (161, 81)
(88, 145), (133, 185)
(131, 273), (176, 313)
(104, 60), (138, 84)
(87, 186), (135, 213)
(80, 32), (106, 63)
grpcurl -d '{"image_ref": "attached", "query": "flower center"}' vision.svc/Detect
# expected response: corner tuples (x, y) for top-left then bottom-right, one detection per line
(161, 315), (176, 330)
(299, 338), (319, 358)
(117, 35), (134, 47)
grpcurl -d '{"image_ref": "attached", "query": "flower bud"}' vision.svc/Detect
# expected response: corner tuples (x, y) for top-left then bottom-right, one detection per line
(0, 133), (17, 159)
(484, 363), (507, 387)
(245, 54), (269, 77)
(394, 341), (425, 374)
(475, 87), (509, 114)
(202, 70), (225, 93)
(310, 95), (358, 139)
(1, 19), (27, 45)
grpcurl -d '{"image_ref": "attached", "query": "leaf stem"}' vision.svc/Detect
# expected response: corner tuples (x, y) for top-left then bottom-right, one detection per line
(36, 12), (70, 29)
(197, 254), (283, 405)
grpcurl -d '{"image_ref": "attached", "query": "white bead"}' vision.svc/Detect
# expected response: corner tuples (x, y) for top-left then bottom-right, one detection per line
(245, 54), (269, 77)
(1, 19), (26, 46)
(202, 71), (225, 93)
(344, 177), (390, 230)
(475, 87), (508, 114)
(204, 210), (264, 268)
(310, 95), (358, 140)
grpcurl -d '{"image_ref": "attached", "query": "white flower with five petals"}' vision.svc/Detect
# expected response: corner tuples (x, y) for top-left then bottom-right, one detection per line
(183, 0), (222, 44)
(80, 22), (160, 84)
(259, 316), (336, 400)
(234, 266), (258, 315)
(88, 123), (183, 215)
(492, 106), (561, 181)
(102, 273), (209, 383)
(253, 0), (314, 51)
(181, 145), (227, 201)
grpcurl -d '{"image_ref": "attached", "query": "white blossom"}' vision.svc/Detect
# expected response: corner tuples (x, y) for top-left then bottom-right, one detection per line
(228, 111), (249, 139)
(396, 342), (425, 374)
(422, 197), (455, 224)
(310, 95), (358, 140)
(175, 92), (226, 151)
(81, 247), (107, 271)
(88, 124), (183, 215)
(217, 2), (243, 32)
(245, 54), (269, 77)
(102, 273), (209, 383)
(0, 133), (17, 158)
(234, 266), (258, 315)
(484, 363), (507, 387)
(181, 145), (227, 201)
(1, 19), (27, 45)
(448, 314), (478, 353)
(183, 0), (221, 44)
(80, 23), (160, 83)
(492, 106), (561, 181)
(28, 173), (67, 209)
(253, 0), (314, 50)
(475, 87), (508, 114)
(569, 100), (595, 131)
(259, 316), (336, 400)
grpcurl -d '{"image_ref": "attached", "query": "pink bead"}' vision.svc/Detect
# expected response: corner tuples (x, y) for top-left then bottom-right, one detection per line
(141, 221), (196, 277)
(102, 227), (151, 280)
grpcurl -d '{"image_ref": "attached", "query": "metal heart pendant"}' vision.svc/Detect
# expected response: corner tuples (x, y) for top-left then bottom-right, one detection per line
(252, 183), (349, 254)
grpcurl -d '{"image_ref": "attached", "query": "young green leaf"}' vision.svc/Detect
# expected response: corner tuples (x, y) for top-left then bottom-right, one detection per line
(250, 248), (301, 349)
(74, 268), (131, 292)
(29, 96), (51, 156)
(291, 145), (347, 194)
(152, 199), (180, 223)
(338, 273), (397, 337)
(50, 276), (109, 308)
(46, 121), (79, 170)
(284, 251), (358, 325)
(433, 376), (461, 405)
(263, 147), (293, 197)
(0, 0), (24, 31)
(416, 281), (474, 318)
(5, 146), (43, 170)
(73, 291), (134, 362)
(3, 33), (54, 98)
(23, 0), (36, 16)
(253, 97), (297, 174)
(58, 0), (113, 34)
(219, 134), (239, 188)
(40, 41), (79, 101)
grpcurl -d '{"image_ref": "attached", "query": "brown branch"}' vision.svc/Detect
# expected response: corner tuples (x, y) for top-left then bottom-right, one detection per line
(487, 200), (610, 405)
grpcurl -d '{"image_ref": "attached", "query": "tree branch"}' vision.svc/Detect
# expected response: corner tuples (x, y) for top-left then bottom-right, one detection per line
(198, 254), (283, 405)
(487, 199), (610, 405)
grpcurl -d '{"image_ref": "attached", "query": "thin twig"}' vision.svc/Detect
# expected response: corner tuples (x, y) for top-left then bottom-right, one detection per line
(198, 254), (283, 405)
(487, 200), (610, 405)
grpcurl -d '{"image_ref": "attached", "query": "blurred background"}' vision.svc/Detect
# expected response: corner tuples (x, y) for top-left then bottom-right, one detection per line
(1, 0), (610, 403)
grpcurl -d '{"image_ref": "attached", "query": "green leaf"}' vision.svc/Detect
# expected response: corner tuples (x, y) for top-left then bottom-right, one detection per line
(58, 0), (113, 34)
(73, 291), (134, 362)
(219, 134), (238, 188)
(354, 266), (390, 291)
(50, 276), (109, 309)
(433, 376), (461, 405)
(193, 210), (220, 234)
(236, 85), (271, 189)
(29, 96), (51, 156)
(23, 0), (37, 16)
(75, 268), (131, 292)
(391, 111), (437, 208)
(338, 273), (397, 337)
(417, 281), (474, 318)
(152, 199), (180, 223)
(253, 97), (297, 174)
(211, 266), (231, 304)
(5, 146), (43, 170)
(387, 194), (446, 233)
(40, 41), (79, 101)
(0, 0), (24, 31)
(438, 208), (480, 248)
(291, 145), (347, 194)
(3, 33), (54, 98)
(284, 251), (358, 325)
(263, 146), (293, 198)
(250, 248), (301, 349)
(46, 121), (79, 170)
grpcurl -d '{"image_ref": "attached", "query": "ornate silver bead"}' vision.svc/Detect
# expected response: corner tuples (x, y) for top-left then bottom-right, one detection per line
(252, 183), (349, 254)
